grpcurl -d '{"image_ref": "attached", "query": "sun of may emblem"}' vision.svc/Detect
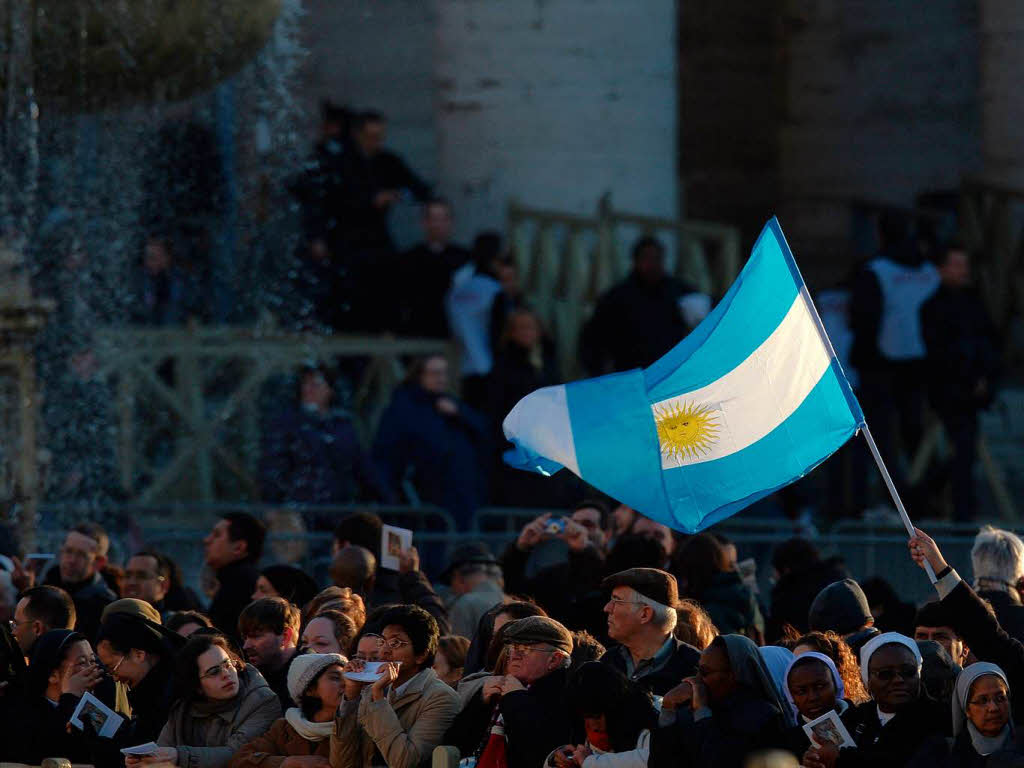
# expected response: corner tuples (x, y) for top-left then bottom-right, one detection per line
(654, 401), (719, 461)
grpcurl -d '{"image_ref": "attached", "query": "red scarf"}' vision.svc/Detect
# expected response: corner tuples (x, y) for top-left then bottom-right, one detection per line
(585, 724), (611, 753)
(476, 707), (508, 768)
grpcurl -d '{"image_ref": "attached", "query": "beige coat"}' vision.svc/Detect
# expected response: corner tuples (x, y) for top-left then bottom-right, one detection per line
(330, 668), (460, 768)
(158, 666), (282, 768)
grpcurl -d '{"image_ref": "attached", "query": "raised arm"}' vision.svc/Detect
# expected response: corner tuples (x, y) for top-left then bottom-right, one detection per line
(909, 528), (1024, 698)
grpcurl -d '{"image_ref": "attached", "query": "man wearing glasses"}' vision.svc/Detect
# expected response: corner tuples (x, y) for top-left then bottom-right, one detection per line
(122, 551), (171, 617)
(599, 568), (699, 696)
(445, 616), (575, 768)
(9, 585), (76, 658)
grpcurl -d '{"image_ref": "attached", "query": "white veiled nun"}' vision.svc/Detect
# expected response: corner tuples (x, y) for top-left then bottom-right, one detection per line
(952, 662), (1013, 757)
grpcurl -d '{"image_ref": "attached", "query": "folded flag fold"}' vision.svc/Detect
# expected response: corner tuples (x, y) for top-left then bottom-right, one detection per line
(502, 217), (865, 533)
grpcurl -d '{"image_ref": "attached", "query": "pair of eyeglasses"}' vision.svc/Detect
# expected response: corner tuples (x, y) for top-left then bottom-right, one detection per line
(124, 570), (165, 582)
(606, 595), (644, 608)
(8, 619), (31, 632)
(381, 637), (411, 650)
(869, 665), (919, 682)
(968, 693), (1009, 708)
(200, 659), (239, 680)
(505, 643), (554, 657)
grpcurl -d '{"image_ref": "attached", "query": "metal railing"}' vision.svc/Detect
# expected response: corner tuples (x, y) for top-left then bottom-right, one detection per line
(89, 326), (452, 503)
(507, 193), (742, 377)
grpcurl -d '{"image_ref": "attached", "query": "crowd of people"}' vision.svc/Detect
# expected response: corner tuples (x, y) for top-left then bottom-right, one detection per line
(3, 505), (1024, 767)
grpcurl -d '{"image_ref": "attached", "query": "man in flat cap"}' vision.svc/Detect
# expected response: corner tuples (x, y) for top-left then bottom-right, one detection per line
(599, 567), (700, 696)
(444, 616), (577, 768)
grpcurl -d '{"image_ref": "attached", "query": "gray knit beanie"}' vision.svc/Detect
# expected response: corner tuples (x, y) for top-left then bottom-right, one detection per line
(286, 652), (346, 705)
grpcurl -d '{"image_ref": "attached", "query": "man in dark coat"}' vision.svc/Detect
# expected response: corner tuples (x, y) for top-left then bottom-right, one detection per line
(333, 111), (430, 331)
(444, 617), (578, 768)
(43, 523), (117, 643)
(203, 513), (265, 640)
(598, 568), (700, 696)
(920, 241), (999, 521)
(396, 198), (469, 338)
(580, 235), (709, 374)
(373, 355), (489, 527)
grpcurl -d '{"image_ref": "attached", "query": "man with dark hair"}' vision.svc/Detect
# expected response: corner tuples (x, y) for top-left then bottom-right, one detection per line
(43, 523), (117, 642)
(914, 600), (970, 667)
(502, 510), (606, 629)
(333, 603), (458, 768)
(203, 513), (265, 638)
(238, 597), (301, 711)
(396, 198), (469, 337)
(10, 585), (76, 656)
(122, 551), (171, 614)
(580, 235), (710, 373)
(598, 568), (699, 696)
(332, 511), (383, 557)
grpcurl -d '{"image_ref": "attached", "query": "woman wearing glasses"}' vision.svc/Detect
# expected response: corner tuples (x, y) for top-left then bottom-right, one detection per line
(94, 599), (185, 747)
(801, 633), (947, 768)
(125, 634), (280, 768)
(948, 662), (1024, 766)
(331, 604), (460, 768)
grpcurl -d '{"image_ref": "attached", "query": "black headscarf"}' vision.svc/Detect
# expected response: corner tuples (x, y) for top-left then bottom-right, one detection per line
(27, 629), (87, 698)
(97, 612), (185, 657)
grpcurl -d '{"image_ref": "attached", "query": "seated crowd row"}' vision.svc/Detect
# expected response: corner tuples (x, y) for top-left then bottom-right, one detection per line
(3, 508), (1024, 768)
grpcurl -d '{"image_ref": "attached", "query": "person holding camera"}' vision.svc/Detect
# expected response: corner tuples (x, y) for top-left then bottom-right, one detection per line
(501, 508), (608, 630)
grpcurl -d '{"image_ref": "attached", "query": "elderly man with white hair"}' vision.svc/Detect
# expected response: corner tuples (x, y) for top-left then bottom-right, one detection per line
(971, 526), (1024, 641)
(599, 567), (700, 696)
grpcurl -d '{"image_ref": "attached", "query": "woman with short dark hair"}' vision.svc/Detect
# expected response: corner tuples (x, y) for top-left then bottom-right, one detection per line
(331, 605), (460, 768)
(129, 634), (279, 767)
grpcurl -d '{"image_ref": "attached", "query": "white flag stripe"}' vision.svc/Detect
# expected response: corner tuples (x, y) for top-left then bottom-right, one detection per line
(502, 384), (581, 476)
(653, 292), (832, 469)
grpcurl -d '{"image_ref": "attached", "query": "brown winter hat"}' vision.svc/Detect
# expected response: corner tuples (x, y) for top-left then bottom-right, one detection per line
(601, 567), (679, 607)
(502, 616), (573, 654)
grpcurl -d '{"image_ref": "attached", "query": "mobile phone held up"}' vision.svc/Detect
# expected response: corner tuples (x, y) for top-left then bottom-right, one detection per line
(545, 517), (568, 535)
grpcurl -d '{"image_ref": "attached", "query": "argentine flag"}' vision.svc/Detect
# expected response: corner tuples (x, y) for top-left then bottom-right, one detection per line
(503, 218), (865, 533)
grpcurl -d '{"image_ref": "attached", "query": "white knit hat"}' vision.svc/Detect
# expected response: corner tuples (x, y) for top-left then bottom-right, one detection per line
(286, 653), (347, 705)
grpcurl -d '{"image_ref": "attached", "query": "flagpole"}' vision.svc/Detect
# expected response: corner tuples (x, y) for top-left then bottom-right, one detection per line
(777, 229), (937, 585)
(861, 423), (937, 583)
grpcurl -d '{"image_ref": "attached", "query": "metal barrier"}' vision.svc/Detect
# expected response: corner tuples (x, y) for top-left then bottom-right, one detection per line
(90, 326), (453, 503)
(31, 504), (1005, 610)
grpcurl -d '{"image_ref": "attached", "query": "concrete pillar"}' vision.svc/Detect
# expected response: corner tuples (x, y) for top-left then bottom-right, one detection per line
(979, 0), (1024, 187)
(434, 0), (678, 240)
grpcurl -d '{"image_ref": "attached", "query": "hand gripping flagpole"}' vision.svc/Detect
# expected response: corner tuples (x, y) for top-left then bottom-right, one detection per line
(860, 424), (937, 583)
